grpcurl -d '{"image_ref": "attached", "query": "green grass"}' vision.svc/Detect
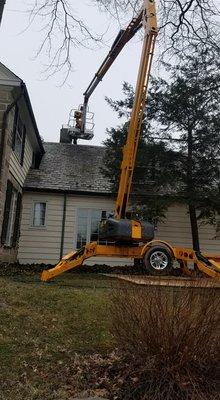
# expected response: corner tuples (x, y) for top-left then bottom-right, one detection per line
(0, 273), (116, 400)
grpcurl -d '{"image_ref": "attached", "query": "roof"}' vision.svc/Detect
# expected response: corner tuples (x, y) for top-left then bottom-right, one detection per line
(0, 61), (21, 86)
(24, 143), (112, 195)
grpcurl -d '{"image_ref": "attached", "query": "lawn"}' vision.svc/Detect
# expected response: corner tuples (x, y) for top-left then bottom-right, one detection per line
(0, 273), (115, 400)
(1, 272), (218, 400)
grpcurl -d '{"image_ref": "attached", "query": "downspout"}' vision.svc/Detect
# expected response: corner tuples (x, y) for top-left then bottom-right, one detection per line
(60, 193), (67, 260)
(0, 83), (25, 180)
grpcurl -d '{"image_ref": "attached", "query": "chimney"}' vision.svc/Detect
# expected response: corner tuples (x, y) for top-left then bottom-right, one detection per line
(60, 126), (72, 143)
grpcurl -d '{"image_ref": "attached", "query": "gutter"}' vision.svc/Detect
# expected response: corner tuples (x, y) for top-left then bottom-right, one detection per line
(23, 186), (180, 199)
(24, 186), (114, 197)
(22, 84), (45, 155)
(60, 193), (67, 260)
(0, 83), (25, 179)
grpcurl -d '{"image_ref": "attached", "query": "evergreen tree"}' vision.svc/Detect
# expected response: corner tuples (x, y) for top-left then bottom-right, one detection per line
(103, 47), (220, 251)
(147, 47), (220, 251)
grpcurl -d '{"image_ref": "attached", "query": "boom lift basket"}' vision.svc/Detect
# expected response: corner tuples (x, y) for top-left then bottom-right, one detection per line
(67, 106), (94, 141)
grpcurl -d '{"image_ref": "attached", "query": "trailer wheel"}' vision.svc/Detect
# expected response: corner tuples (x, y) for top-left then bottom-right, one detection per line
(144, 246), (173, 276)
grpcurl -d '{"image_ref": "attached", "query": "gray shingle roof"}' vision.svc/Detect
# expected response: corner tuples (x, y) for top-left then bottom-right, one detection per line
(24, 143), (112, 194)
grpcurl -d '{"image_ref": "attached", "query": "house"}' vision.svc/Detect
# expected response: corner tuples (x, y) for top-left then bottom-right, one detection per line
(0, 63), (44, 262)
(0, 62), (219, 267)
(19, 142), (117, 265)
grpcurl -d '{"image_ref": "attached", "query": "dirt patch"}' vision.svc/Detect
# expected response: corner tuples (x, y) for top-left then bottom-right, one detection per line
(105, 274), (220, 288)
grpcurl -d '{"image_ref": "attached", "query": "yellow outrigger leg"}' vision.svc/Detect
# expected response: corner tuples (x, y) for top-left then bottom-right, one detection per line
(41, 241), (220, 282)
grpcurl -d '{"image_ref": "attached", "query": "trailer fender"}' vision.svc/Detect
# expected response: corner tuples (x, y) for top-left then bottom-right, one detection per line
(140, 240), (175, 259)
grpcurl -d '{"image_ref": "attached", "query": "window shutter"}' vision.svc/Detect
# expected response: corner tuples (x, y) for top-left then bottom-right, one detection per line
(1, 181), (13, 245)
(20, 125), (26, 166)
(12, 105), (18, 150)
(12, 192), (22, 248)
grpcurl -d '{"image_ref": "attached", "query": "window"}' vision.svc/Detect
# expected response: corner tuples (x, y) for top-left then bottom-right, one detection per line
(1, 181), (22, 248)
(33, 202), (47, 227)
(77, 209), (88, 248)
(12, 105), (26, 165)
(5, 189), (18, 246)
(76, 209), (110, 249)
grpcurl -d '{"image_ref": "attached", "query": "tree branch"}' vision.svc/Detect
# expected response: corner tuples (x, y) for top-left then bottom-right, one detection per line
(27, 0), (220, 80)
(28, 0), (103, 83)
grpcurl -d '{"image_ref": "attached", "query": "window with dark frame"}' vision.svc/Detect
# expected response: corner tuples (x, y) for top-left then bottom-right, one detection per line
(1, 181), (22, 248)
(33, 202), (47, 227)
(12, 105), (26, 165)
(5, 189), (18, 247)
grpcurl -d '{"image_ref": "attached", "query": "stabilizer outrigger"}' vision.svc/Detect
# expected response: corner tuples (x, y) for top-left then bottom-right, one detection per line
(41, 241), (220, 282)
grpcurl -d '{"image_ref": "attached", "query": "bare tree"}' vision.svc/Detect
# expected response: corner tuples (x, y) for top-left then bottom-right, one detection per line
(96, 0), (220, 55)
(27, 0), (220, 78)
(158, 0), (220, 53)
(27, 0), (103, 81)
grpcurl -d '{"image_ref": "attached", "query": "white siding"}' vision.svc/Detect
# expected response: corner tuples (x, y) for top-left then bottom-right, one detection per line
(156, 205), (192, 247)
(18, 193), (220, 265)
(9, 136), (33, 187)
(156, 204), (220, 253)
(18, 193), (63, 264)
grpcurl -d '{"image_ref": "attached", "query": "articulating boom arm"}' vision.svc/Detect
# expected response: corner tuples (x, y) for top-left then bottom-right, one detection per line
(80, 2), (147, 133)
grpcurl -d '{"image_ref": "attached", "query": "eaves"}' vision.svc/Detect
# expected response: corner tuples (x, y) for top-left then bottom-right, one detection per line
(24, 186), (114, 197)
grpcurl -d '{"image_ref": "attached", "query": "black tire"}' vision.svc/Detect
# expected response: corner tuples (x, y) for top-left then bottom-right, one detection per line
(144, 246), (173, 276)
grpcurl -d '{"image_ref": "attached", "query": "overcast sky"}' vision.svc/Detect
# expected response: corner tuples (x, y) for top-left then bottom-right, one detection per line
(0, 0), (150, 145)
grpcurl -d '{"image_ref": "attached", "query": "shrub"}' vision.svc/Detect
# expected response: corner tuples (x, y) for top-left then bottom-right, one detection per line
(110, 284), (220, 400)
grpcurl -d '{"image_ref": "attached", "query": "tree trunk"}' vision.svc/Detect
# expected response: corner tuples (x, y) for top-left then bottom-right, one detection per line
(188, 202), (200, 252)
(187, 125), (200, 252)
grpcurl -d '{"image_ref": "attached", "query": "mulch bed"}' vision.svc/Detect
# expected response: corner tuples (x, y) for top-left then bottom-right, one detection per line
(0, 262), (145, 277)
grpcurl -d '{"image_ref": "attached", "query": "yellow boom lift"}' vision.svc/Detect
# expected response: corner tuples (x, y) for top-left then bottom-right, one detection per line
(41, 0), (220, 282)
